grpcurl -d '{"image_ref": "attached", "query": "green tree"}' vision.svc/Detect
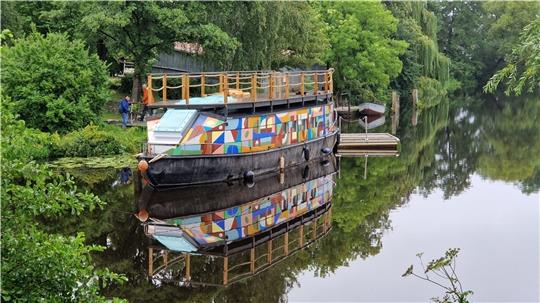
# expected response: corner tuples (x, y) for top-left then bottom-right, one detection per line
(388, 2), (451, 108)
(484, 19), (540, 96)
(433, 2), (487, 93)
(198, 1), (329, 70)
(1, 32), (110, 133)
(79, 1), (237, 101)
(320, 1), (408, 102)
(0, 98), (126, 302)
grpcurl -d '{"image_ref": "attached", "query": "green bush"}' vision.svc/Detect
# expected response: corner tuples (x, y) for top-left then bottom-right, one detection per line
(52, 124), (147, 157)
(54, 125), (125, 157)
(1, 32), (110, 133)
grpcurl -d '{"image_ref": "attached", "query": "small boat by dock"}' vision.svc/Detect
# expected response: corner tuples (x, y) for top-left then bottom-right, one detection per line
(137, 69), (339, 188)
(359, 114), (386, 129)
(358, 102), (385, 116)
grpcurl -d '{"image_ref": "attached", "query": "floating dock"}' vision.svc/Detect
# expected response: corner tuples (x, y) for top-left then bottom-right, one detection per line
(337, 133), (400, 157)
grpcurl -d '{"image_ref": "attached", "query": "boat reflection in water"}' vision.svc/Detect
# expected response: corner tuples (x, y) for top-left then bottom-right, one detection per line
(137, 155), (338, 287)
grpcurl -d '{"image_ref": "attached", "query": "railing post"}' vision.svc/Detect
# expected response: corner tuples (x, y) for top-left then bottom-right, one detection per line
(299, 224), (304, 247)
(183, 74), (190, 104)
(267, 239), (272, 264)
(329, 71), (333, 93)
(269, 72), (274, 100)
(325, 71), (330, 93)
(285, 73), (290, 99)
(147, 74), (155, 104)
(201, 73), (206, 97)
(314, 72), (318, 95)
(223, 75), (228, 104)
(219, 73), (224, 93)
(184, 253), (191, 281)
(236, 72), (240, 90)
(162, 74), (167, 101)
(284, 230), (289, 255)
(300, 72), (305, 96)
(312, 220), (317, 240)
(251, 73), (257, 101)
(148, 247), (153, 276)
(250, 248), (255, 273)
(223, 256), (228, 285)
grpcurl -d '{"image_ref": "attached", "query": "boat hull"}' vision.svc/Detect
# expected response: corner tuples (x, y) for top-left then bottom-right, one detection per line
(139, 130), (339, 188)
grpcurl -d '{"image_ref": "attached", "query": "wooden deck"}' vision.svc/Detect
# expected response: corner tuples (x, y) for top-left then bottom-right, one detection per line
(337, 133), (399, 157)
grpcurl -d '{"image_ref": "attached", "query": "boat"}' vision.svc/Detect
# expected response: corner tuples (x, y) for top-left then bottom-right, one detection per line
(136, 69), (339, 188)
(359, 114), (386, 129)
(139, 159), (337, 285)
(358, 102), (385, 116)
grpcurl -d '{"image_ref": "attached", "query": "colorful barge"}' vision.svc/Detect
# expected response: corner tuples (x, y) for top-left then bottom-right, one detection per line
(137, 70), (338, 187)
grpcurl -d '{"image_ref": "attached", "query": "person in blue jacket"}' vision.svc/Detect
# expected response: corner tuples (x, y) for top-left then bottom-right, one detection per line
(119, 96), (131, 128)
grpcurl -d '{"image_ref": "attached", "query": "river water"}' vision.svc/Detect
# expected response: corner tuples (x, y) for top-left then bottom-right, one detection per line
(58, 95), (539, 302)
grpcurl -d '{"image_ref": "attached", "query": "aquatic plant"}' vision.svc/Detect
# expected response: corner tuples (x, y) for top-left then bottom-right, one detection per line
(403, 248), (473, 303)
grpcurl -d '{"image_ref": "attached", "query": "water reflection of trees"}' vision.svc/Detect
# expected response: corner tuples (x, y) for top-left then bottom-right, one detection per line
(54, 95), (539, 302)
(476, 95), (540, 191)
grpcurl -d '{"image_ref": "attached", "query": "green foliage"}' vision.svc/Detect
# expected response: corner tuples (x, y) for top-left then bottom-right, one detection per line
(388, 2), (451, 102)
(321, 1), (408, 102)
(476, 95), (540, 184)
(77, 1), (237, 99)
(1, 99), (127, 302)
(403, 248), (473, 303)
(484, 19), (540, 96)
(417, 76), (447, 109)
(198, 2), (328, 70)
(51, 124), (145, 158)
(434, 1), (539, 93)
(53, 125), (126, 157)
(1, 32), (110, 133)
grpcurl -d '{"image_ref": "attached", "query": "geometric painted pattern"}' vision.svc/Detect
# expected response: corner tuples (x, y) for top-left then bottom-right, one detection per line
(165, 174), (334, 246)
(166, 103), (335, 156)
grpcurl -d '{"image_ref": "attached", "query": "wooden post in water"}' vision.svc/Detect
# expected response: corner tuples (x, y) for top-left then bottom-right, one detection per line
(162, 74), (167, 101)
(391, 91), (400, 135)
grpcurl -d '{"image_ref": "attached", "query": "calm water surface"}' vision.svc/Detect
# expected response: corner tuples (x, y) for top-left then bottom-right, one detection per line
(59, 95), (539, 302)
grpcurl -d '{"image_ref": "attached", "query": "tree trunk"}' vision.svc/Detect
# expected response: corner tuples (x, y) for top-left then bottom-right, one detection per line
(131, 74), (140, 103)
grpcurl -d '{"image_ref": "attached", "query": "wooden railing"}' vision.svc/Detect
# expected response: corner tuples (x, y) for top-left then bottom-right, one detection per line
(146, 69), (334, 105)
(147, 205), (332, 286)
